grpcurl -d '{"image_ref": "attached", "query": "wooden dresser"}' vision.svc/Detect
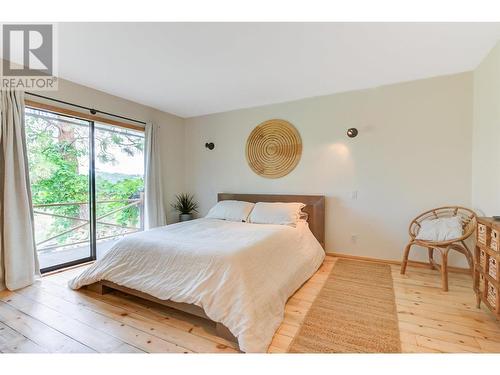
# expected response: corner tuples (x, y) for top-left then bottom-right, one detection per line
(474, 217), (500, 319)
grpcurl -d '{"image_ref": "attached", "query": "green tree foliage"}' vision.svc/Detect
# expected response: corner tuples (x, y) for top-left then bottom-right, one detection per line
(26, 109), (144, 247)
(96, 177), (144, 227)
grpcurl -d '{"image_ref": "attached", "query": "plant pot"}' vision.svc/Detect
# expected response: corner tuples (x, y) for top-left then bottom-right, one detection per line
(179, 213), (193, 222)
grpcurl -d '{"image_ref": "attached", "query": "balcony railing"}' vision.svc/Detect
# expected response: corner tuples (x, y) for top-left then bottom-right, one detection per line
(33, 193), (144, 252)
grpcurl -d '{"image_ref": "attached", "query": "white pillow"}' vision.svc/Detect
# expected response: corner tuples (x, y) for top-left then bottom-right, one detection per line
(206, 200), (255, 222)
(249, 202), (306, 226)
(415, 216), (463, 241)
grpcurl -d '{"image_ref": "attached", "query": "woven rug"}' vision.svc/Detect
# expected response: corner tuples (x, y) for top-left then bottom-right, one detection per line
(288, 259), (401, 353)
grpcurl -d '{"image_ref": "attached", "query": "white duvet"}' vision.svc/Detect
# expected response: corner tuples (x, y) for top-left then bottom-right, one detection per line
(68, 218), (325, 352)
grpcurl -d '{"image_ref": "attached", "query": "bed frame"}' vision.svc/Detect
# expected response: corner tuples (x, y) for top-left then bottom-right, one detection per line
(85, 193), (326, 347)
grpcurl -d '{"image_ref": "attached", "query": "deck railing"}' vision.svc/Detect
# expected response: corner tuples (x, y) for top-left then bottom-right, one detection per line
(33, 193), (144, 252)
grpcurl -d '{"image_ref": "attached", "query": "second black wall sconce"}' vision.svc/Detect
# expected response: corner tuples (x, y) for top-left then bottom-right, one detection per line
(346, 128), (358, 138)
(205, 142), (215, 150)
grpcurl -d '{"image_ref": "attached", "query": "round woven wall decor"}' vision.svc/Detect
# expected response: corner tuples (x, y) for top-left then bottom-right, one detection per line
(246, 119), (302, 178)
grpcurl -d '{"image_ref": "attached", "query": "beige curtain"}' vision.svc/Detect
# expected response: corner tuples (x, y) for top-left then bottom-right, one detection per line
(144, 122), (166, 229)
(0, 90), (39, 291)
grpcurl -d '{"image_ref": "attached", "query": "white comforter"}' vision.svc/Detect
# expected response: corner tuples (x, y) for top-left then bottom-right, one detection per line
(68, 218), (325, 352)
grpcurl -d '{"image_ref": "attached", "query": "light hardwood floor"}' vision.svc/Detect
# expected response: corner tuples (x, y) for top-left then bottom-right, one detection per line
(0, 256), (499, 353)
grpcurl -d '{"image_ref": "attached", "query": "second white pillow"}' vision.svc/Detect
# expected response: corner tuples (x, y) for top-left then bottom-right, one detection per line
(249, 202), (306, 226)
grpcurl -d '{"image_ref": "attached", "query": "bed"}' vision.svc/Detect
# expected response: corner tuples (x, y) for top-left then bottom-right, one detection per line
(68, 193), (325, 352)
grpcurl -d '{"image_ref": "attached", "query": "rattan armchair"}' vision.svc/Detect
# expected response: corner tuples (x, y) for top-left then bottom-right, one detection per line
(400, 206), (477, 291)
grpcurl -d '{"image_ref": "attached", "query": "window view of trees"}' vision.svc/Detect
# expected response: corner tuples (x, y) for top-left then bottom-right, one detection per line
(25, 108), (145, 268)
(94, 123), (145, 240)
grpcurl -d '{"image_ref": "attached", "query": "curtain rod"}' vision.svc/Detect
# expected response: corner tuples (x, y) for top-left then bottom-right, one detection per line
(25, 92), (147, 126)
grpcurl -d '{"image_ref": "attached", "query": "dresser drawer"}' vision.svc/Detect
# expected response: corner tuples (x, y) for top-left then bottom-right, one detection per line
(489, 257), (499, 280)
(490, 229), (499, 252)
(480, 249), (486, 269)
(487, 282), (498, 311)
(478, 223), (489, 246)
(479, 273), (486, 295)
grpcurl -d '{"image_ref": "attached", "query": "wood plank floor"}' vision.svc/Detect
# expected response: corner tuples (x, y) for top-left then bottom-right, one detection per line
(0, 256), (499, 353)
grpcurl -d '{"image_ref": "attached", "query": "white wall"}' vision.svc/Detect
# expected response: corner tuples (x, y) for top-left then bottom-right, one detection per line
(184, 73), (473, 266)
(472, 41), (500, 216)
(30, 78), (185, 223)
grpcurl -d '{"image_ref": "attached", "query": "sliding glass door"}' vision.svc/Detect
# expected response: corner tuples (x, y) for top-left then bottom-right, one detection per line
(25, 107), (93, 272)
(25, 107), (145, 272)
(94, 122), (145, 260)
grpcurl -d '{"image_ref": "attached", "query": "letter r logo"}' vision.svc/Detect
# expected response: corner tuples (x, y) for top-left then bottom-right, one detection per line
(2, 24), (53, 76)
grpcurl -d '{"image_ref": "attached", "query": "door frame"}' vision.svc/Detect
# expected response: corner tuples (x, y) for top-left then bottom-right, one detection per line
(26, 107), (96, 273)
(26, 102), (144, 273)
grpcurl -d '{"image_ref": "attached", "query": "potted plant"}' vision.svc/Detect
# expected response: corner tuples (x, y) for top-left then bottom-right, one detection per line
(171, 193), (199, 222)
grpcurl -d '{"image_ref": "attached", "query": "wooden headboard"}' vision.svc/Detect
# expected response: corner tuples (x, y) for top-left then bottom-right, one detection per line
(217, 193), (325, 249)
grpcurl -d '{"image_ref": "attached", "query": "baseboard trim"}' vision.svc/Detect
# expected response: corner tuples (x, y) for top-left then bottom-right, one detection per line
(328, 252), (471, 274)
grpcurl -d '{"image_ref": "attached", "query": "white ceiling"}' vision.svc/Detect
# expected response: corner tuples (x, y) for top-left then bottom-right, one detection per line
(55, 23), (500, 118)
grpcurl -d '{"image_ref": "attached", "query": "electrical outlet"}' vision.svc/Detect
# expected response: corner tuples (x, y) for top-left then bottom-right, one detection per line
(351, 234), (358, 244)
(351, 190), (358, 200)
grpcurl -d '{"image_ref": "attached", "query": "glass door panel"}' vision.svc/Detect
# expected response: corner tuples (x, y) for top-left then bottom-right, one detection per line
(25, 107), (93, 272)
(94, 122), (145, 260)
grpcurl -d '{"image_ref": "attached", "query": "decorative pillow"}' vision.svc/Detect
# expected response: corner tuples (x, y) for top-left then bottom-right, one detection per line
(205, 200), (255, 222)
(415, 216), (463, 241)
(248, 202), (306, 226)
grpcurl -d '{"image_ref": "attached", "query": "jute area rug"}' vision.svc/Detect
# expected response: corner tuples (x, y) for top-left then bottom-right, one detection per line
(288, 259), (401, 353)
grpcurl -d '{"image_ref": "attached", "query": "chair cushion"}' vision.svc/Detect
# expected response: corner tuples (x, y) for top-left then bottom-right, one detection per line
(415, 216), (463, 242)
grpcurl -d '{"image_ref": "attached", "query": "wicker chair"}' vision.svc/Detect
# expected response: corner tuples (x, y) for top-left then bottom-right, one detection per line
(400, 206), (477, 291)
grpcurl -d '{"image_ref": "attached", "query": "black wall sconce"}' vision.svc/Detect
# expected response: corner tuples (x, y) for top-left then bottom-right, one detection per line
(346, 128), (358, 138)
(205, 142), (215, 150)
